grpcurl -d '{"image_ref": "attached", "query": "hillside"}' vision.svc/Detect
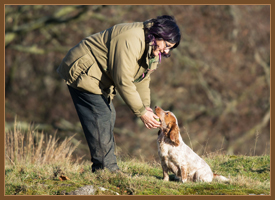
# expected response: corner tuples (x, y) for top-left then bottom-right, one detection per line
(5, 123), (270, 195)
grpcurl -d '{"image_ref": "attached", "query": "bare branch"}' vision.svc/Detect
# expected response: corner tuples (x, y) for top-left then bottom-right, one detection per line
(5, 5), (90, 46)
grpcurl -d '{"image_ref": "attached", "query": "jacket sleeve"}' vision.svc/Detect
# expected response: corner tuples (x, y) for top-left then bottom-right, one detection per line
(135, 57), (159, 108)
(135, 76), (151, 108)
(108, 31), (147, 117)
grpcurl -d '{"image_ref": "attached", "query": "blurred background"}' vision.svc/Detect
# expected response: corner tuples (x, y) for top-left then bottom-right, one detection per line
(5, 5), (270, 162)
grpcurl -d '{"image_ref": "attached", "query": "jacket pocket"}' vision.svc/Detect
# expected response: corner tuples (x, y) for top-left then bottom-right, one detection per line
(67, 53), (96, 84)
(87, 63), (113, 90)
(76, 74), (102, 94)
(76, 60), (114, 95)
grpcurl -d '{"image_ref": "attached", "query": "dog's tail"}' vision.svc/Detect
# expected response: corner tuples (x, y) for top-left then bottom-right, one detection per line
(213, 174), (229, 182)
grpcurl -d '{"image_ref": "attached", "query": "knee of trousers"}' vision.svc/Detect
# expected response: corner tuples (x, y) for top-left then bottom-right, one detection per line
(83, 118), (115, 154)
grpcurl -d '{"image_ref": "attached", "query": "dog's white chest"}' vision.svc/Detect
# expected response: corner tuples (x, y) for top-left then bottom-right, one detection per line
(157, 140), (169, 157)
(157, 136), (182, 161)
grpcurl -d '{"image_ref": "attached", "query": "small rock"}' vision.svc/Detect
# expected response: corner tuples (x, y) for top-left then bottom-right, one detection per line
(67, 185), (119, 195)
(67, 185), (97, 195)
(98, 187), (119, 195)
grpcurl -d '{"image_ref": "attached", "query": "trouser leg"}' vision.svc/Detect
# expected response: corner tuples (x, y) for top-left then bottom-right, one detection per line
(67, 85), (119, 172)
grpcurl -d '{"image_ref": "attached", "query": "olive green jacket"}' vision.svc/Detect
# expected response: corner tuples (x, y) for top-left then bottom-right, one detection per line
(57, 21), (159, 117)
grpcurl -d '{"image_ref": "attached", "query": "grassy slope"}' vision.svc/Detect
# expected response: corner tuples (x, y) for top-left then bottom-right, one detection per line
(5, 154), (270, 195)
(5, 124), (270, 195)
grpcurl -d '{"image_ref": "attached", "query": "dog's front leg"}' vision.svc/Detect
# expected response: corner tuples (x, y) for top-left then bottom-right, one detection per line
(180, 165), (188, 183)
(161, 159), (169, 181)
(162, 166), (169, 181)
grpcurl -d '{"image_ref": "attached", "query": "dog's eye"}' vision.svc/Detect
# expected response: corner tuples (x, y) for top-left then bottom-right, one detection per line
(165, 113), (169, 116)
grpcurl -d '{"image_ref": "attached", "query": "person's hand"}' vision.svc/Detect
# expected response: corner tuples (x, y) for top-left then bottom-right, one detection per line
(145, 107), (153, 112)
(140, 107), (161, 129)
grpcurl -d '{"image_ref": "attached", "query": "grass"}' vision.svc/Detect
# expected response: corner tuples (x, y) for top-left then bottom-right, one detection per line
(5, 120), (270, 195)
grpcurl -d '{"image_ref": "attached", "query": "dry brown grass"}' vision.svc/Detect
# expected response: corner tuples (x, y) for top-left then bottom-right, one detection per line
(5, 117), (81, 166)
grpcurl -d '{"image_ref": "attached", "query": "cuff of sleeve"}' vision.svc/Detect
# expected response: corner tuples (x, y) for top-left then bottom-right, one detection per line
(136, 106), (147, 117)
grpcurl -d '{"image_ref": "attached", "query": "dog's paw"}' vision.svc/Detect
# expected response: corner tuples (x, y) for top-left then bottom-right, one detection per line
(181, 178), (187, 183)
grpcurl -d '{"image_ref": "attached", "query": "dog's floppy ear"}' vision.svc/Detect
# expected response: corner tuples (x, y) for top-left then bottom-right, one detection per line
(170, 122), (180, 146)
(167, 122), (180, 146)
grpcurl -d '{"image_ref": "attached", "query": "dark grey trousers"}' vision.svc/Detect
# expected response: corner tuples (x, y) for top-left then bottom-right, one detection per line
(68, 85), (119, 172)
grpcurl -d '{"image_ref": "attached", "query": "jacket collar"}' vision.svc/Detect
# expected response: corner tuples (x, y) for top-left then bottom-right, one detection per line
(146, 43), (159, 69)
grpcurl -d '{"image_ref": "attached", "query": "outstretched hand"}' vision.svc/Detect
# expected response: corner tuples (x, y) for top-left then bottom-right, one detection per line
(140, 107), (161, 129)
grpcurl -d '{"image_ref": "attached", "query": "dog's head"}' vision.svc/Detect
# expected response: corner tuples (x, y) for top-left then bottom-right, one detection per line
(155, 106), (180, 146)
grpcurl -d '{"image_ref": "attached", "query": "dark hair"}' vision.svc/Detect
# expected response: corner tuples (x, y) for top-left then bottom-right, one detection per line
(145, 15), (181, 58)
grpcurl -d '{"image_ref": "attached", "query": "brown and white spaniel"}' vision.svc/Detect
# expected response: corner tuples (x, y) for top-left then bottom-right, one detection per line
(155, 106), (229, 183)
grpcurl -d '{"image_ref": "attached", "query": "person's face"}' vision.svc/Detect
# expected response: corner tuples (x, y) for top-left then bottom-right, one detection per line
(152, 39), (176, 57)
